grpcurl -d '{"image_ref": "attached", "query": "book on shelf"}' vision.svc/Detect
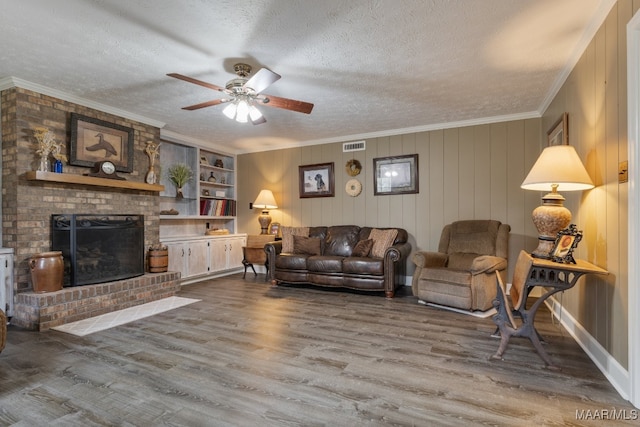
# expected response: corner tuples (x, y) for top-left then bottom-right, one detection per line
(199, 199), (236, 216)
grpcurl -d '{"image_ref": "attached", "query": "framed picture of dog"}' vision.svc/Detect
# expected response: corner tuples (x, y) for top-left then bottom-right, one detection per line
(298, 162), (335, 198)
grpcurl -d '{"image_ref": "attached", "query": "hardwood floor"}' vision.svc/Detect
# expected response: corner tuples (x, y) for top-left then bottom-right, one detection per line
(0, 274), (636, 426)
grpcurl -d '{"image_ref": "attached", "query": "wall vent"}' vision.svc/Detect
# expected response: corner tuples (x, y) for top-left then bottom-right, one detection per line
(342, 141), (366, 152)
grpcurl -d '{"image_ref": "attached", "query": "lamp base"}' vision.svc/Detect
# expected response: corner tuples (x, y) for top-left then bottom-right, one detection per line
(258, 210), (272, 235)
(530, 193), (571, 259)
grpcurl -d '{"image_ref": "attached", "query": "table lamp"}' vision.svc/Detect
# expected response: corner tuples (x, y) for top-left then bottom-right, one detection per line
(521, 145), (594, 258)
(253, 189), (278, 234)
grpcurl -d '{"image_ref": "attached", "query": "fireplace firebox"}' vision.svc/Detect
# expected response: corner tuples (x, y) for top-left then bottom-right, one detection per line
(51, 214), (144, 287)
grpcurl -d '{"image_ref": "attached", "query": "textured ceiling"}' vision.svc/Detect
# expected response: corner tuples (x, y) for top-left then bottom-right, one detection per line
(0, 0), (613, 153)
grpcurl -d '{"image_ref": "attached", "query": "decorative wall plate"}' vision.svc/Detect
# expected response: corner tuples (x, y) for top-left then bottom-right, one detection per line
(345, 159), (362, 176)
(345, 178), (362, 197)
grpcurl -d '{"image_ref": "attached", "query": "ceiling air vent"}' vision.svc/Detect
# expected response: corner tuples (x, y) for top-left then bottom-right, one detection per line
(343, 141), (366, 152)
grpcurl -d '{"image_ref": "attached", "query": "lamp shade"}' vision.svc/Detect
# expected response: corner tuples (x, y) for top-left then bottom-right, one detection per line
(521, 145), (594, 192)
(253, 189), (278, 209)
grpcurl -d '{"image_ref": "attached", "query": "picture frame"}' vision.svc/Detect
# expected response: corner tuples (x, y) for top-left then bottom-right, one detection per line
(550, 224), (583, 264)
(269, 222), (280, 237)
(299, 162), (335, 198)
(373, 154), (419, 195)
(547, 112), (569, 146)
(70, 113), (134, 173)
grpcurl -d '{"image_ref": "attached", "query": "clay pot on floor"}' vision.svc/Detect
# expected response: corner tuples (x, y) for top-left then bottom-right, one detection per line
(30, 251), (64, 293)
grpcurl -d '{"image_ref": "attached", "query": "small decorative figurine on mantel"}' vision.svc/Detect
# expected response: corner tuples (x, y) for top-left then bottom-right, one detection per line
(144, 140), (160, 184)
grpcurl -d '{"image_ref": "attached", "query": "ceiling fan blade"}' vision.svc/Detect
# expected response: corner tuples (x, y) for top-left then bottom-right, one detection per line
(182, 99), (228, 111)
(261, 94), (314, 114)
(244, 68), (281, 94)
(167, 73), (226, 92)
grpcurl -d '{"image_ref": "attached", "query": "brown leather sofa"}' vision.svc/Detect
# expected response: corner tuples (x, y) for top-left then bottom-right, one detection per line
(265, 225), (411, 298)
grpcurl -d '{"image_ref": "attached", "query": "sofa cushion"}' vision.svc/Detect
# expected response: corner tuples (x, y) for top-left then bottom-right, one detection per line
(307, 255), (344, 273)
(324, 226), (360, 257)
(293, 235), (322, 255)
(352, 239), (373, 257)
(369, 228), (398, 258)
(281, 226), (309, 253)
(343, 257), (384, 275)
(275, 253), (309, 270)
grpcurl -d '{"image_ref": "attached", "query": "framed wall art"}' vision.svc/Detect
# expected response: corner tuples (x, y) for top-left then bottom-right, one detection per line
(373, 154), (419, 195)
(70, 113), (134, 173)
(299, 162), (335, 198)
(550, 224), (582, 264)
(547, 112), (568, 146)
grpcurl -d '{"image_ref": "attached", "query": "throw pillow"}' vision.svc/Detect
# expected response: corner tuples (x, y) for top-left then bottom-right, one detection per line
(292, 235), (322, 255)
(351, 239), (373, 257)
(281, 226), (309, 253)
(368, 228), (398, 258)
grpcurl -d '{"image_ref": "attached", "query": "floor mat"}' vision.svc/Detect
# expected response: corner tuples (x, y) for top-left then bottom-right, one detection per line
(420, 300), (497, 318)
(51, 296), (200, 336)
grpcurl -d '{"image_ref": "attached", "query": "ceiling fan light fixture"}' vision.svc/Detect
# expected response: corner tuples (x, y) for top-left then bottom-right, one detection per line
(235, 99), (249, 123)
(222, 102), (237, 119)
(249, 105), (263, 121)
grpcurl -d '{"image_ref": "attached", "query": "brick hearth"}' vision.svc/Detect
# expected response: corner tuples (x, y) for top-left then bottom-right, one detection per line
(12, 272), (180, 331)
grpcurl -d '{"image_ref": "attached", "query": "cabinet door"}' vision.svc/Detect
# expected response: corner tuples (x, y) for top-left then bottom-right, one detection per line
(209, 239), (228, 272)
(186, 240), (209, 277)
(227, 236), (246, 269)
(166, 242), (187, 278)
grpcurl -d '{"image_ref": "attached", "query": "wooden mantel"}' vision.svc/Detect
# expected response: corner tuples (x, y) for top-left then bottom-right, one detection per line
(25, 171), (165, 192)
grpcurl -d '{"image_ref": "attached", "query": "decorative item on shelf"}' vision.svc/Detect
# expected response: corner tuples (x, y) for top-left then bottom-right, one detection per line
(148, 244), (168, 273)
(160, 208), (179, 215)
(214, 158), (224, 168)
(33, 126), (66, 172)
(345, 159), (362, 176)
(521, 145), (594, 259)
(200, 172), (205, 181)
(87, 160), (125, 180)
(550, 224), (583, 264)
(144, 141), (160, 184)
(202, 189), (210, 197)
(200, 155), (209, 165)
(220, 177), (226, 184)
(253, 189), (278, 234)
(167, 163), (193, 199)
(206, 228), (229, 236)
(207, 172), (217, 183)
(345, 178), (362, 197)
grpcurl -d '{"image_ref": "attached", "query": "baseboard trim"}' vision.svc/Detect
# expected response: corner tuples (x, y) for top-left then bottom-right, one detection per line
(546, 297), (630, 401)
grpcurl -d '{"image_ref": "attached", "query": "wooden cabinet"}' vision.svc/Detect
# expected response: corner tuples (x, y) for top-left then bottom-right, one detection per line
(210, 235), (246, 273)
(163, 235), (247, 284)
(165, 239), (210, 280)
(0, 248), (14, 317)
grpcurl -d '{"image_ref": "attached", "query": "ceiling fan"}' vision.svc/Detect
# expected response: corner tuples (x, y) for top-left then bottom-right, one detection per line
(168, 63), (314, 125)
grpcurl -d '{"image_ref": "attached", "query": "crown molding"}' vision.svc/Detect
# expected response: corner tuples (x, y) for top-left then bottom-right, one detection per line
(538, 0), (617, 114)
(0, 76), (166, 129)
(237, 111), (542, 154)
(160, 129), (239, 155)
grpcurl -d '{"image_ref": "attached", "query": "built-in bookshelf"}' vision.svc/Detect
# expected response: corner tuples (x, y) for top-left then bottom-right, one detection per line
(159, 140), (237, 236)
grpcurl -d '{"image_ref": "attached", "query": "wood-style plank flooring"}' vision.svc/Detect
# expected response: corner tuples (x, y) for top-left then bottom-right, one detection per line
(0, 274), (636, 426)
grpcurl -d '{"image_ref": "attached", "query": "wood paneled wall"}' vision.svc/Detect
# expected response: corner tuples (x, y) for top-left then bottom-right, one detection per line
(543, 0), (637, 369)
(238, 0), (636, 374)
(237, 118), (541, 280)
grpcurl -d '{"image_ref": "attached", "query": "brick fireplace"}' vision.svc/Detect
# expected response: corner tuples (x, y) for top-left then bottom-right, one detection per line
(1, 85), (175, 329)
